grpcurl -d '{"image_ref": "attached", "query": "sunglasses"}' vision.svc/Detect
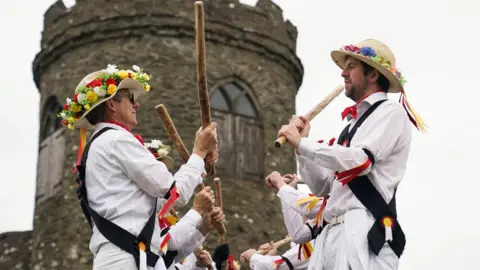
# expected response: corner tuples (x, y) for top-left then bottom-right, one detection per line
(128, 93), (134, 104)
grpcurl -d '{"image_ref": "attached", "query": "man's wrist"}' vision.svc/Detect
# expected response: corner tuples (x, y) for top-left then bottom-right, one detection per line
(193, 206), (206, 217)
(193, 147), (207, 159)
(275, 181), (286, 191)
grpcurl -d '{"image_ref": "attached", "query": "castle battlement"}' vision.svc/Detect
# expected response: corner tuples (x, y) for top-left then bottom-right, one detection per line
(33, 0), (303, 90)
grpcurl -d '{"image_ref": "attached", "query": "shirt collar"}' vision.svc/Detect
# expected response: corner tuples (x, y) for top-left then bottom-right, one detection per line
(93, 122), (131, 134)
(348, 92), (388, 121)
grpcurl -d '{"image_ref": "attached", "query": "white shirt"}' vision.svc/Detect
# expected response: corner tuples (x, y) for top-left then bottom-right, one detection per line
(296, 92), (412, 222)
(250, 240), (313, 270)
(277, 185), (325, 243)
(85, 122), (205, 255)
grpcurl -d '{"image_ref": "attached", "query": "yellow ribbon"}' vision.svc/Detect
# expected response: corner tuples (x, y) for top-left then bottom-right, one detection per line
(296, 196), (321, 211)
(401, 90), (428, 133)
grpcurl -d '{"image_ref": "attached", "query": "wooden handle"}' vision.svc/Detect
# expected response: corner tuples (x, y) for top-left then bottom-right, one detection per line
(195, 1), (216, 176)
(274, 85), (344, 148)
(241, 236), (292, 262)
(257, 236), (292, 255)
(155, 104), (206, 190)
(213, 177), (223, 209)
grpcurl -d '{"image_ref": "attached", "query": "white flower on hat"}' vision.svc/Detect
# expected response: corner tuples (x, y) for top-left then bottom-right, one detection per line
(157, 148), (169, 158)
(60, 112), (67, 119)
(66, 98), (72, 105)
(149, 139), (164, 149)
(132, 65), (141, 72)
(105, 64), (119, 74)
(94, 86), (107, 97)
(77, 93), (87, 104)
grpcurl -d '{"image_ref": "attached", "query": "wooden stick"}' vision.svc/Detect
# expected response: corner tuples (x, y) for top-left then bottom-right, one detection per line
(156, 103), (226, 237)
(155, 104), (206, 190)
(274, 85), (344, 148)
(213, 177), (223, 209)
(240, 236), (292, 262)
(257, 236), (292, 255)
(195, 0), (216, 176)
(213, 177), (226, 243)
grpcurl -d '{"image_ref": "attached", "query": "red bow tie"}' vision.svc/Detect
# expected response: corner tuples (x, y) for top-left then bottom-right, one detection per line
(341, 105), (358, 120)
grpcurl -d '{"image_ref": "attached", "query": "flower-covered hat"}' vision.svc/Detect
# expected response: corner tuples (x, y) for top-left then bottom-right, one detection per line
(58, 64), (151, 130)
(145, 139), (174, 170)
(330, 39), (427, 132)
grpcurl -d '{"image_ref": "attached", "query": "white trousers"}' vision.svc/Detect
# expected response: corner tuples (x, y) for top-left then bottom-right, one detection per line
(93, 242), (167, 270)
(308, 209), (399, 270)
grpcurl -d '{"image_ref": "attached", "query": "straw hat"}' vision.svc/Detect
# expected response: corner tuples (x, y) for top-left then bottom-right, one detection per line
(330, 39), (427, 132)
(58, 64), (152, 130)
(331, 39), (405, 93)
(145, 139), (174, 170)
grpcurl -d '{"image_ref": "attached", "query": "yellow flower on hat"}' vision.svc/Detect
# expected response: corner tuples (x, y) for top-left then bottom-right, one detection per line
(84, 104), (91, 110)
(86, 91), (98, 103)
(118, 70), (128, 79)
(145, 84), (151, 92)
(142, 73), (150, 80)
(71, 102), (82, 113)
(107, 84), (117, 95)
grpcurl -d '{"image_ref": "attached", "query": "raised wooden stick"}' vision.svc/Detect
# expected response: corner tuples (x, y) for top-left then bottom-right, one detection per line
(213, 177), (226, 243)
(213, 177), (223, 209)
(156, 104), (206, 190)
(195, 0), (216, 176)
(156, 103), (226, 238)
(274, 85), (345, 148)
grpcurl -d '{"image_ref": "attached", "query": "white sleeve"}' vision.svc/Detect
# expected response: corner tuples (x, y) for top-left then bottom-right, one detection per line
(112, 133), (204, 202)
(168, 209), (203, 250)
(280, 193), (314, 244)
(277, 185), (326, 219)
(175, 253), (212, 270)
(296, 152), (334, 197)
(175, 230), (207, 263)
(250, 244), (310, 270)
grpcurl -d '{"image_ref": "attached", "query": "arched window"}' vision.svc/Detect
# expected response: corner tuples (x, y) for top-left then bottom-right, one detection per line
(37, 96), (66, 202)
(40, 96), (63, 142)
(210, 81), (264, 180)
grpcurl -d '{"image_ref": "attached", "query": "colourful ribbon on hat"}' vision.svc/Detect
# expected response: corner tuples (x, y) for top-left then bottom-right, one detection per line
(72, 128), (87, 173)
(400, 90), (428, 133)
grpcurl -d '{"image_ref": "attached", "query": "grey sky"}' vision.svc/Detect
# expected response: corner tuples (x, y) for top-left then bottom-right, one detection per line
(1, 0), (478, 269)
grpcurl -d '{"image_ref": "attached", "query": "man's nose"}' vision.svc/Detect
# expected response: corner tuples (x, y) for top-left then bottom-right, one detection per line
(133, 101), (140, 109)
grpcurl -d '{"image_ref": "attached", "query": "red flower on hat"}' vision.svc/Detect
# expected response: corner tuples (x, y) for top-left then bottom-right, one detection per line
(64, 104), (69, 110)
(87, 78), (103, 88)
(344, 45), (360, 52)
(73, 93), (78, 102)
(105, 78), (118, 86)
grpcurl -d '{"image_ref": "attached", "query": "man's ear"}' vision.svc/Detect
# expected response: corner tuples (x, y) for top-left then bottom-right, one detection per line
(104, 99), (116, 112)
(369, 69), (380, 83)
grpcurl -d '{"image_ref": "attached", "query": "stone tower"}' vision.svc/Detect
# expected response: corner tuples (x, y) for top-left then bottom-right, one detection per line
(1, 0), (303, 269)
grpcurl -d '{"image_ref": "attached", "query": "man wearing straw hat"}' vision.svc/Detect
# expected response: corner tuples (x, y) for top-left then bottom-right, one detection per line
(58, 64), (219, 270)
(277, 39), (426, 269)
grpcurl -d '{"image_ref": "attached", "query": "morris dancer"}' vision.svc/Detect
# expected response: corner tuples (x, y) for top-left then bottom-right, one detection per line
(277, 39), (426, 269)
(240, 172), (320, 270)
(145, 139), (224, 270)
(58, 64), (218, 270)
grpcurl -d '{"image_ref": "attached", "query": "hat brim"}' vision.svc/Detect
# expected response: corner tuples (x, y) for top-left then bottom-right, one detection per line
(73, 78), (146, 129)
(331, 50), (402, 93)
(157, 156), (174, 170)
